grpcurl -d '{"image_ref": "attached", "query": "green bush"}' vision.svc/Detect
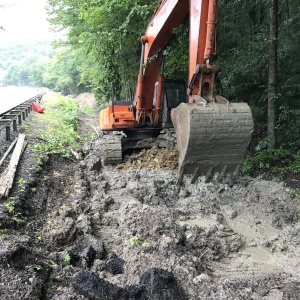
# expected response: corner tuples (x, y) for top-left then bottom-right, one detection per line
(34, 93), (79, 158)
(242, 138), (300, 179)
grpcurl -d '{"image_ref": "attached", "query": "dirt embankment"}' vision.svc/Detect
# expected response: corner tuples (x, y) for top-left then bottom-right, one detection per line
(0, 93), (299, 299)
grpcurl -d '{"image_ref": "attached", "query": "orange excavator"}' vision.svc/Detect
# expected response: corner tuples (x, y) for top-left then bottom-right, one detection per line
(99, 0), (253, 180)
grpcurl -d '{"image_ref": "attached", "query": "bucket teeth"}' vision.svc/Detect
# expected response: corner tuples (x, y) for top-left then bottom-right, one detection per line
(219, 165), (228, 179)
(233, 165), (240, 178)
(205, 167), (214, 182)
(176, 165), (185, 185)
(191, 167), (200, 184)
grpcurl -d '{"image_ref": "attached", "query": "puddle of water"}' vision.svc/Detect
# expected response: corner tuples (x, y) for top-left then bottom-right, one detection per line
(226, 219), (261, 238)
(260, 226), (279, 239)
(244, 247), (276, 264)
(226, 216), (279, 239)
(178, 216), (217, 228)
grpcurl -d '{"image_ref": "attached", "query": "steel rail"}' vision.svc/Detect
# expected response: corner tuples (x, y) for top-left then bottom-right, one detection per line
(0, 92), (45, 141)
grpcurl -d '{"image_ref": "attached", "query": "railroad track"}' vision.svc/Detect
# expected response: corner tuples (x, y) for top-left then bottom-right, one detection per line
(0, 91), (45, 141)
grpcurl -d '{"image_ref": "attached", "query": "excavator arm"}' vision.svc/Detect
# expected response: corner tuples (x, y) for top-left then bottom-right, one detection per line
(135, 0), (220, 123)
(134, 0), (189, 124)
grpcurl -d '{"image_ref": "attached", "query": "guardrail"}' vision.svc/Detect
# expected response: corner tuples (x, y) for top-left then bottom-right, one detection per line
(0, 92), (45, 141)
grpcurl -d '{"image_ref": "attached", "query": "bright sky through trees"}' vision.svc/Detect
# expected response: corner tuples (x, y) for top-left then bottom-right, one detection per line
(0, 0), (52, 44)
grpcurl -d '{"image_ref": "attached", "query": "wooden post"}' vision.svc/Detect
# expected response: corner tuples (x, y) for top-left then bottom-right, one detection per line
(0, 134), (27, 198)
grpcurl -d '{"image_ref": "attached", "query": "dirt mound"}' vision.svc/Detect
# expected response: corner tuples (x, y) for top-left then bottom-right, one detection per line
(116, 146), (178, 171)
(76, 92), (96, 108)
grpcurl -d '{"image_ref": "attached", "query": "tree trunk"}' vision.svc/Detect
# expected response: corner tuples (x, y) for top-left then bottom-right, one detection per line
(268, 0), (278, 149)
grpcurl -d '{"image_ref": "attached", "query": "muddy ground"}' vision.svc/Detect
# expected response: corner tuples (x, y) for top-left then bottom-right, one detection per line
(0, 93), (299, 299)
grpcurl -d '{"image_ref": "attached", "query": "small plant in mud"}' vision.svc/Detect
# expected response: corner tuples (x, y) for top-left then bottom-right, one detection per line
(48, 260), (58, 269)
(130, 236), (149, 247)
(12, 213), (22, 223)
(4, 199), (22, 223)
(32, 264), (43, 271)
(4, 197), (15, 213)
(30, 187), (37, 193)
(0, 228), (8, 235)
(63, 251), (71, 266)
(17, 178), (27, 193)
(18, 178), (26, 185)
(130, 236), (140, 246)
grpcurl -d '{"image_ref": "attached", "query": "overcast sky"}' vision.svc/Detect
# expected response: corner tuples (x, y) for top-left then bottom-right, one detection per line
(0, 0), (54, 44)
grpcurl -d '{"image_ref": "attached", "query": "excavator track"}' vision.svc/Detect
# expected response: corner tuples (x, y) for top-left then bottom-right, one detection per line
(99, 130), (161, 166)
(171, 102), (253, 181)
(98, 134), (123, 166)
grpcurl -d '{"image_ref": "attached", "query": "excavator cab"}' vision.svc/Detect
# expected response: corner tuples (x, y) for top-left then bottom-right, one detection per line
(153, 79), (186, 128)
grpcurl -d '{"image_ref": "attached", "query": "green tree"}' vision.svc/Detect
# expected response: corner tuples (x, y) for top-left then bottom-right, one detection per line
(267, 0), (278, 149)
(47, 0), (157, 101)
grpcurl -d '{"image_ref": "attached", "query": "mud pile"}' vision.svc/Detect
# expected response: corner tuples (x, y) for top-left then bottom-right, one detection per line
(66, 143), (300, 299)
(117, 146), (178, 171)
(0, 96), (299, 299)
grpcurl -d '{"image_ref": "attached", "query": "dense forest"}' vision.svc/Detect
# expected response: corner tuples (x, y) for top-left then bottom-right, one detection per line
(1, 0), (299, 179)
(0, 40), (53, 86)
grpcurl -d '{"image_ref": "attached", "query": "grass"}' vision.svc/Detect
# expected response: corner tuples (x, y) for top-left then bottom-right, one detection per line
(82, 104), (94, 114)
(32, 92), (79, 158)
(287, 188), (300, 199)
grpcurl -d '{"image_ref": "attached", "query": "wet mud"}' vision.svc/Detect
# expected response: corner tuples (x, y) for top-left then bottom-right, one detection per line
(0, 94), (299, 299)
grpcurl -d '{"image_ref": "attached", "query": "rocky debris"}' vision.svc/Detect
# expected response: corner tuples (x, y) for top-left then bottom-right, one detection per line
(72, 268), (187, 300)
(46, 216), (76, 245)
(156, 129), (177, 149)
(139, 268), (188, 300)
(71, 142), (300, 299)
(80, 245), (96, 268)
(84, 234), (105, 260)
(0, 233), (31, 265)
(105, 252), (125, 275)
(72, 271), (137, 299)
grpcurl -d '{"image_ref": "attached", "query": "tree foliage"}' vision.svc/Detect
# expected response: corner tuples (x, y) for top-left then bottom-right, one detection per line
(47, 0), (157, 101)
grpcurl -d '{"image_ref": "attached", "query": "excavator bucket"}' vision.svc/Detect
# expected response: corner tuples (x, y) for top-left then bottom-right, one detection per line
(171, 101), (253, 181)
